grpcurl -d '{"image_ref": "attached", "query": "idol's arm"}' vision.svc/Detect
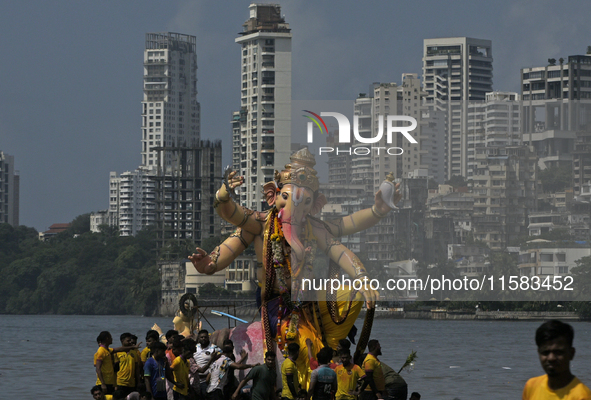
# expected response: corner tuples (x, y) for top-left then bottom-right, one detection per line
(323, 184), (401, 237)
(214, 170), (264, 236)
(189, 228), (255, 275)
(314, 227), (379, 307)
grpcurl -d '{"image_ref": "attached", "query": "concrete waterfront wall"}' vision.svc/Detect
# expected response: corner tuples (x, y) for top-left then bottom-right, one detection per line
(363, 309), (580, 321)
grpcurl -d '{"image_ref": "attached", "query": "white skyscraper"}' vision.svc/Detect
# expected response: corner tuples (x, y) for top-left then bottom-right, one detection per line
(109, 167), (156, 236)
(422, 37), (493, 179)
(235, 3), (292, 210)
(142, 33), (200, 168)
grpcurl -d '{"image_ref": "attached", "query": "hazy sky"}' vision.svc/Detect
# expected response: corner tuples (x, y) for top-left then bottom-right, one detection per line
(2, 0), (591, 231)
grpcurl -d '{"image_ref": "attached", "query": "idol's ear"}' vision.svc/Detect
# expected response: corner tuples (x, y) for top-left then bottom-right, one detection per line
(263, 181), (278, 206)
(311, 193), (327, 215)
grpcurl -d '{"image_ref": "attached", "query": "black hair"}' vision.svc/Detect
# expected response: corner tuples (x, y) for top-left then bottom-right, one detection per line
(165, 330), (179, 340)
(536, 320), (575, 348)
(287, 342), (300, 356)
(140, 392), (153, 400)
(120, 332), (133, 342)
(198, 329), (209, 336)
(131, 334), (138, 342)
(170, 334), (184, 348)
(368, 339), (380, 352)
(410, 392), (421, 399)
(317, 347), (333, 365)
(146, 330), (160, 341)
(146, 329), (160, 340)
(112, 389), (125, 400)
(339, 348), (351, 357)
(151, 341), (167, 352)
(223, 339), (234, 346)
(223, 344), (234, 354)
(265, 350), (277, 359)
(338, 339), (351, 350)
(183, 338), (197, 353)
(96, 331), (111, 344)
(91, 385), (103, 394)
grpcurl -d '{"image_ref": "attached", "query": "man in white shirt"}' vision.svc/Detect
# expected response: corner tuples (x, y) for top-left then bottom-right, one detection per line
(190, 329), (221, 398)
(207, 341), (255, 400)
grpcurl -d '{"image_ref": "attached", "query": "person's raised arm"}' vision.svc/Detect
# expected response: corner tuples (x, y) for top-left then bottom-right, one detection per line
(305, 339), (318, 370)
(229, 361), (257, 370)
(237, 349), (248, 365)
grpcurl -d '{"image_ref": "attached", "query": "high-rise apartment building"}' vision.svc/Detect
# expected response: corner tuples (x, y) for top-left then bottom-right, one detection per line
(0, 151), (19, 226)
(325, 75), (429, 263)
(141, 33), (200, 168)
(371, 75), (428, 192)
(471, 145), (537, 250)
(467, 91), (521, 176)
(351, 94), (373, 191)
(105, 31), (214, 241)
(521, 54), (591, 191)
(109, 168), (156, 236)
(234, 3), (292, 210)
(423, 37), (493, 179)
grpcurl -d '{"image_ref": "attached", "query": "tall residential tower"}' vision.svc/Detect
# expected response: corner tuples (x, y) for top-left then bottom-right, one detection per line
(0, 151), (19, 227)
(422, 37), (493, 179)
(142, 33), (200, 168)
(235, 4), (292, 210)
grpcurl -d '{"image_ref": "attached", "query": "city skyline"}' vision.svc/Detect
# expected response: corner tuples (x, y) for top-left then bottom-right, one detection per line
(2, 1), (591, 231)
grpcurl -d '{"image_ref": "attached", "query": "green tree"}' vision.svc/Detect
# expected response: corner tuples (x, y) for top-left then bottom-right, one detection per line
(539, 165), (573, 193)
(67, 213), (91, 235)
(445, 175), (467, 188)
(571, 256), (591, 301)
(199, 283), (234, 298)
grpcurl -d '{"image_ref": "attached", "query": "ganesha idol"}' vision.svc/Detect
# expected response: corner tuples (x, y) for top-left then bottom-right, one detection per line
(189, 147), (401, 386)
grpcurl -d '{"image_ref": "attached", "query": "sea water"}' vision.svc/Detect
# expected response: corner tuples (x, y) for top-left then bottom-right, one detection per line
(0, 315), (589, 399)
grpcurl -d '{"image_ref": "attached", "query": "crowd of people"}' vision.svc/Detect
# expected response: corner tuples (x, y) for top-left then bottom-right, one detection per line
(92, 320), (590, 400)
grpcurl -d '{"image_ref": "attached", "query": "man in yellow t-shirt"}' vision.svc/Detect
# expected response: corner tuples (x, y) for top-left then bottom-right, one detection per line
(170, 339), (196, 400)
(281, 343), (301, 400)
(523, 320), (591, 400)
(95, 331), (117, 394)
(360, 340), (385, 400)
(335, 349), (364, 400)
(116, 332), (139, 397)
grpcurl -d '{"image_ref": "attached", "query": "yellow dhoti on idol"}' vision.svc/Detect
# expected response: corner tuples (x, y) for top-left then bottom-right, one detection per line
(276, 292), (364, 388)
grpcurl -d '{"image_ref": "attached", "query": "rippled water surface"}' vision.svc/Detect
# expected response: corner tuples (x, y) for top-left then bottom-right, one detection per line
(1, 315), (590, 399)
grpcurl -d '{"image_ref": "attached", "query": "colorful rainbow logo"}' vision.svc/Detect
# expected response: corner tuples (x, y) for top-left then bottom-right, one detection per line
(302, 110), (328, 135)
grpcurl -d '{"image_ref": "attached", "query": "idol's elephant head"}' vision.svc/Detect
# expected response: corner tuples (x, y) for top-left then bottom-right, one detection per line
(262, 148), (326, 265)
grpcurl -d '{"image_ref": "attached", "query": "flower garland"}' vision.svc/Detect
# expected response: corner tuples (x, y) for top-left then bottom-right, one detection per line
(270, 207), (318, 357)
